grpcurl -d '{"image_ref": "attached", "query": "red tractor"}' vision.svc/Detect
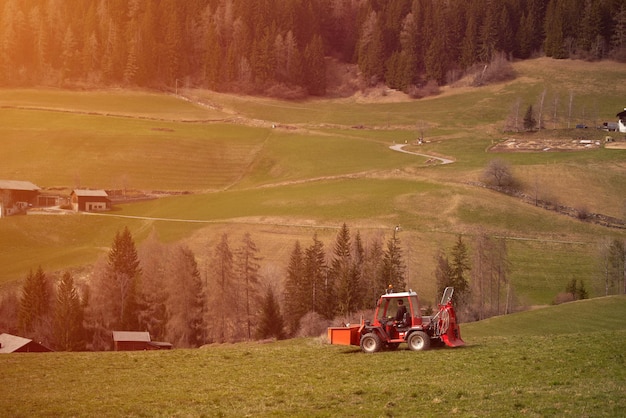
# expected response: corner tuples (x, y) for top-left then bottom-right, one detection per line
(328, 287), (464, 353)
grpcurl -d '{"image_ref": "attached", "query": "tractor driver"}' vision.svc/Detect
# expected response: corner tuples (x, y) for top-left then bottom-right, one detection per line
(395, 299), (407, 326)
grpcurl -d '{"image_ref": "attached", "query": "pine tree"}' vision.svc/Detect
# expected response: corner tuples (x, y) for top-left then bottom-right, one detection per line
(449, 235), (471, 303)
(358, 10), (385, 85)
(236, 232), (262, 340)
(211, 233), (235, 343)
(332, 224), (356, 317)
(283, 240), (307, 336)
(18, 266), (51, 335)
(363, 234), (385, 307)
(351, 230), (366, 310)
(106, 226), (141, 329)
(523, 104), (536, 131)
(165, 245), (205, 348)
(435, 249), (454, 297)
(381, 228), (406, 292)
(303, 34), (326, 95)
(256, 285), (285, 340)
(136, 230), (169, 342)
(53, 271), (85, 351)
(305, 233), (329, 318)
(544, 0), (566, 59)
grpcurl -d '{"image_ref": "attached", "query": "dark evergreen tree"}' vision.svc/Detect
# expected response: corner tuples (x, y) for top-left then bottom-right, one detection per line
(303, 34), (326, 95)
(53, 271), (86, 351)
(18, 266), (51, 336)
(106, 226), (142, 330)
(435, 250), (453, 296)
(351, 230), (366, 310)
(236, 232), (262, 340)
(608, 238), (625, 294)
(523, 104), (537, 130)
(210, 233), (235, 343)
(283, 240), (307, 336)
(449, 235), (471, 303)
(363, 234), (385, 307)
(166, 245), (205, 347)
(256, 284), (286, 340)
(381, 228), (406, 292)
(305, 233), (330, 318)
(331, 224), (357, 316)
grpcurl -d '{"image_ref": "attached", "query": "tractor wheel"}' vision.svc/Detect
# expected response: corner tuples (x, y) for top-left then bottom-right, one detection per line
(360, 333), (382, 353)
(407, 331), (431, 352)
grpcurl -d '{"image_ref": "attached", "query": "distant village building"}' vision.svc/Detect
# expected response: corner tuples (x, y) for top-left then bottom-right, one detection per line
(112, 331), (172, 351)
(617, 108), (626, 133)
(0, 180), (40, 217)
(70, 189), (111, 212)
(0, 333), (53, 353)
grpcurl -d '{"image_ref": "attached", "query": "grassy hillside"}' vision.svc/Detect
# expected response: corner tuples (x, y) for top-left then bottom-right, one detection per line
(0, 58), (625, 305)
(1, 296), (624, 417)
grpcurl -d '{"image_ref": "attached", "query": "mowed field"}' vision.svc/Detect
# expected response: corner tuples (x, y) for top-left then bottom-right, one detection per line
(1, 296), (625, 417)
(0, 58), (625, 306)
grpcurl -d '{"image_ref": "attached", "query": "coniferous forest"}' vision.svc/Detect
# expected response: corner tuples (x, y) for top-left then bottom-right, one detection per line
(1, 0), (625, 96)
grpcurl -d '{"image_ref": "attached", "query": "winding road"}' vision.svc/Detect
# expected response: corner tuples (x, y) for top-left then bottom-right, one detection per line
(389, 144), (454, 164)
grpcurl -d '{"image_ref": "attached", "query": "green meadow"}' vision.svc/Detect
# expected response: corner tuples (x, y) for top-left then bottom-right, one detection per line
(0, 58), (625, 306)
(1, 296), (624, 417)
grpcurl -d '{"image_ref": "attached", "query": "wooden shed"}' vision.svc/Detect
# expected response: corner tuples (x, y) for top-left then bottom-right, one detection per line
(0, 333), (53, 353)
(112, 331), (172, 351)
(70, 189), (111, 212)
(0, 180), (40, 217)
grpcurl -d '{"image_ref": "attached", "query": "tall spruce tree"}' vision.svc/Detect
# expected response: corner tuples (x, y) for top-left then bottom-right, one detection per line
(18, 266), (51, 336)
(53, 271), (85, 351)
(236, 232), (262, 340)
(256, 284), (285, 340)
(210, 233), (235, 343)
(106, 226), (141, 330)
(166, 245), (205, 348)
(381, 228), (406, 292)
(283, 240), (307, 336)
(449, 235), (471, 304)
(331, 224), (356, 317)
(305, 233), (330, 319)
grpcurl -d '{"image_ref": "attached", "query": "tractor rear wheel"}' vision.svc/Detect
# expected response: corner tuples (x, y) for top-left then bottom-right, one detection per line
(360, 333), (382, 353)
(407, 331), (431, 351)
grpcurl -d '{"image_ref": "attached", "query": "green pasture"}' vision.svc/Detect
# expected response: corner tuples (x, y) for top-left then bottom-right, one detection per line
(0, 58), (625, 306)
(0, 88), (228, 120)
(1, 296), (625, 417)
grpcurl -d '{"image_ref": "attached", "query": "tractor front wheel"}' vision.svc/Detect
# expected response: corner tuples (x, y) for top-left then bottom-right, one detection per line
(360, 333), (382, 353)
(407, 331), (431, 351)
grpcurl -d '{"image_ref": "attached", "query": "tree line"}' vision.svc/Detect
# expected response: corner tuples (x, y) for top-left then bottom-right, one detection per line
(1, 0), (624, 95)
(3, 224), (624, 351)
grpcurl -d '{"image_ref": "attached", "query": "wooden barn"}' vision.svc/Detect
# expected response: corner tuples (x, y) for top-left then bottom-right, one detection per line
(0, 333), (53, 353)
(112, 331), (172, 351)
(0, 180), (41, 217)
(70, 189), (111, 212)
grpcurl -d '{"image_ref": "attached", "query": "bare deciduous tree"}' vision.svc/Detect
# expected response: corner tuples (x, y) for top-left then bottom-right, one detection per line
(482, 158), (515, 188)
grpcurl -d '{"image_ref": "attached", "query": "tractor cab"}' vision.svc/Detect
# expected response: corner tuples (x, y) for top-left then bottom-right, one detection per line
(375, 291), (422, 330)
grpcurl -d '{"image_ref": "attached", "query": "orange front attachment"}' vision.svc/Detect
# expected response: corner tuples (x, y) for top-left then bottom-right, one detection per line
(328, 325), (360, 346)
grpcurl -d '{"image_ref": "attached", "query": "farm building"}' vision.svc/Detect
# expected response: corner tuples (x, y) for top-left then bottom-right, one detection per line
(0, 180), (40, 217)
(112, 331), (172, 351)
(618, 108), (626, 133)
(0, 333), (53, 353)
(70, 189), (111, 212)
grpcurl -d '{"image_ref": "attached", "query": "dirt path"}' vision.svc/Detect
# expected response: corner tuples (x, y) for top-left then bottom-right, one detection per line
(389, 144), (454, 164)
